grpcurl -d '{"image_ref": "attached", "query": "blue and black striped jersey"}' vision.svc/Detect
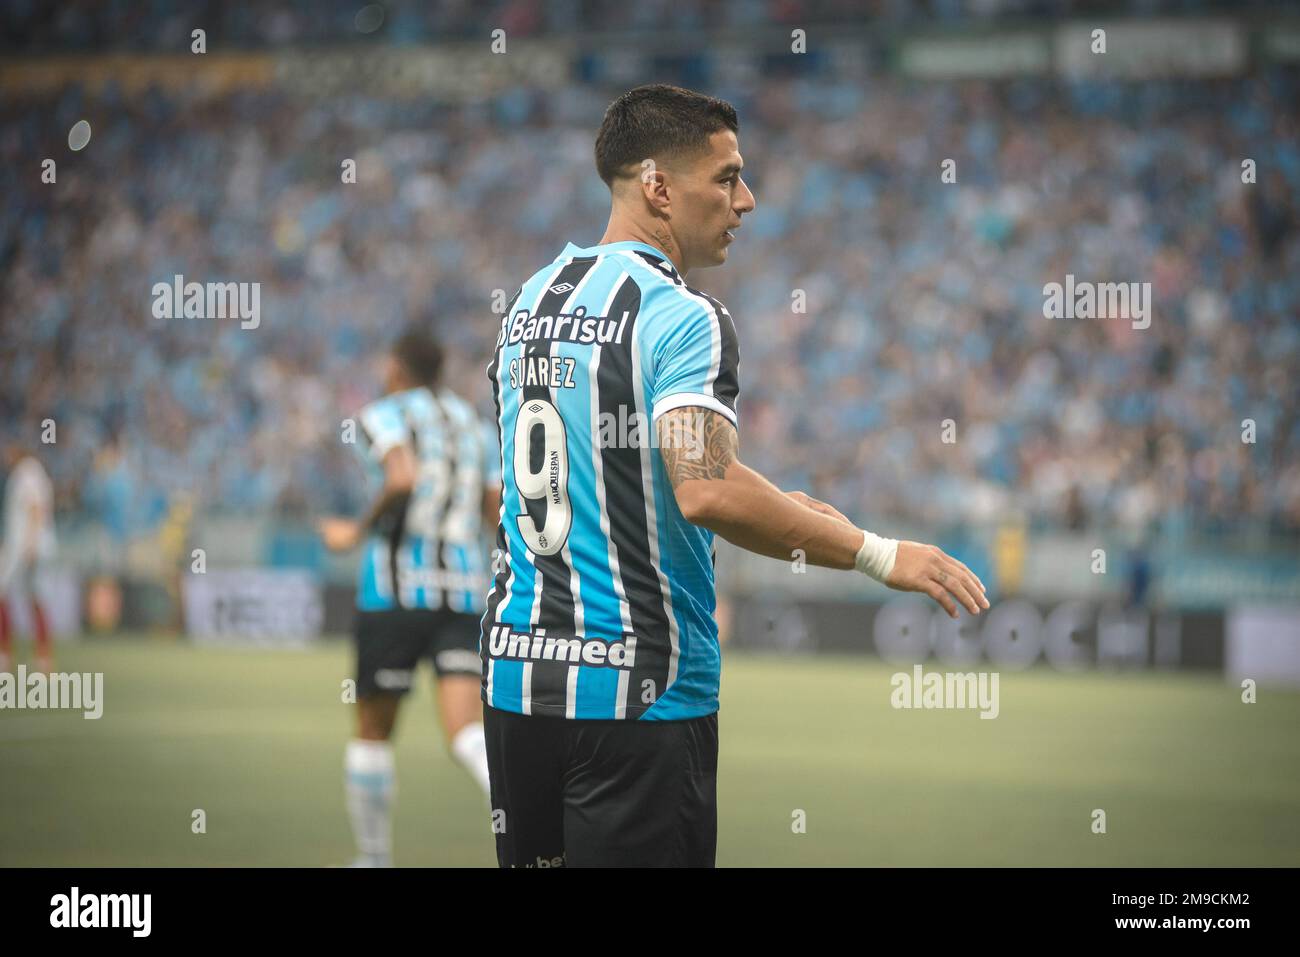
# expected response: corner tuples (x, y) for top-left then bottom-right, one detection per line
(353, 386), (499, 614)
(481, 240), (740, 720)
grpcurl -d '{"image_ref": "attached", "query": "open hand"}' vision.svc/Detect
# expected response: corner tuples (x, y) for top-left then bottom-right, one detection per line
(885, 541), (989, 618)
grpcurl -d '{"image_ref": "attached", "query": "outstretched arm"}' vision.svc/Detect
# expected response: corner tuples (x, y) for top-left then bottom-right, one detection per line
(657, 407), (988, 619)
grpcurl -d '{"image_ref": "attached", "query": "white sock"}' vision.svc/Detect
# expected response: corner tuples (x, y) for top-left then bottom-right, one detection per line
(345, 739), (395, 864)
(450, 722), (492, 800)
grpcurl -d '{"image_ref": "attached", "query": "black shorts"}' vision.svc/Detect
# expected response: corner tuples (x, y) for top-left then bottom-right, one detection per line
(483, 705), (719, 868)
(353, 608), (481, 697)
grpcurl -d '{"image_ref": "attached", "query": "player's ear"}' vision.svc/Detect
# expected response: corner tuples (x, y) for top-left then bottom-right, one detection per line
(635, 160), (670, 214)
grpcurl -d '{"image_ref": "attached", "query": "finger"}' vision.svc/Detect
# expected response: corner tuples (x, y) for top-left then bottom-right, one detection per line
(812, 500), (853, 525)
(815, 503), (850, 523)
(938, 567), (982, 616)
(951, 557), (986, 593)
(944, 554), (981, 588)
(953, 564), (988, 605)
(925, 582), (958, 619)
(932, 563), (976, 614)
(805, 499), (841, 521)
(942, 558), (988, 608)
(935, 556), (982, 608)
(934, 548), (985, 596)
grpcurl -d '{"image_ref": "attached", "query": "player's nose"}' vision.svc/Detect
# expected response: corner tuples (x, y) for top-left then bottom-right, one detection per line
(735, 177), (756, 214)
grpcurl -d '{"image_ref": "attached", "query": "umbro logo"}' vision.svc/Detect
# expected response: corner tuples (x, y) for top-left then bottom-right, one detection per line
(549, 282), (574, 294)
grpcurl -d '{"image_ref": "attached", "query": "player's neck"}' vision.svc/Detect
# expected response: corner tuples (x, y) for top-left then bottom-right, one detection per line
(597, 215), (687, 277)
(386, 379), (425, 397)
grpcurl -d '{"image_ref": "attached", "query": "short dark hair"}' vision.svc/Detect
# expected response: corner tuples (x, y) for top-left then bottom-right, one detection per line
(594, 84), (739, 187)
(392, 328), (444, 387)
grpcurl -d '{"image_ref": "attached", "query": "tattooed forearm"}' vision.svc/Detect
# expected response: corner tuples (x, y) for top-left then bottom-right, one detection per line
(658, 407), (737, 488)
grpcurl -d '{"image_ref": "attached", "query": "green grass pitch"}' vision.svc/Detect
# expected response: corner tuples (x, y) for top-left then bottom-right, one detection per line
(2, 636), (1298, 866)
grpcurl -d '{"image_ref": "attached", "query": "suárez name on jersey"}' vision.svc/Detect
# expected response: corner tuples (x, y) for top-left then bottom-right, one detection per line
(510, 355), (576, 390)
(496, 306), (630, 349)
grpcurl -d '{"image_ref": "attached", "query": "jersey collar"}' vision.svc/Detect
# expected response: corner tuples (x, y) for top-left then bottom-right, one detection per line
(560, 240), (671, 264)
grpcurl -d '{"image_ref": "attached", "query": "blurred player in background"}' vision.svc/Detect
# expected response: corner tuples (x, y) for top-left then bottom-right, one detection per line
(319, 329), (501, 867)
(481, 84), (987, 867)
(0, 443), (56, 675)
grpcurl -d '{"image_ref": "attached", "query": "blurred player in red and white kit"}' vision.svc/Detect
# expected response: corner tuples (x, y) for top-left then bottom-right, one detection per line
(1, 444), (56, 674)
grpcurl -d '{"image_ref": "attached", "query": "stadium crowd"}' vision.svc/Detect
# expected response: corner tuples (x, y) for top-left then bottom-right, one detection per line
(2, 0), (1271, 53)
(1, 68), (1297, 544)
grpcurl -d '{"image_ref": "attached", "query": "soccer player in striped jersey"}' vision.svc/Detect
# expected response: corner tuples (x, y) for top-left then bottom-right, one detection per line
(482, 84), (988, 867)
(319, 329), (501, 867)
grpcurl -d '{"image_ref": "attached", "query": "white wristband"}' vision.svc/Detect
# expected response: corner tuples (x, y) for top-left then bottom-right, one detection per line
(854, 529), (899, 582)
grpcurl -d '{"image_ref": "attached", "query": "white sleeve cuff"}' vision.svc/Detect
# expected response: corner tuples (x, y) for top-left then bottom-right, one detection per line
(651, 392), (737, 426)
